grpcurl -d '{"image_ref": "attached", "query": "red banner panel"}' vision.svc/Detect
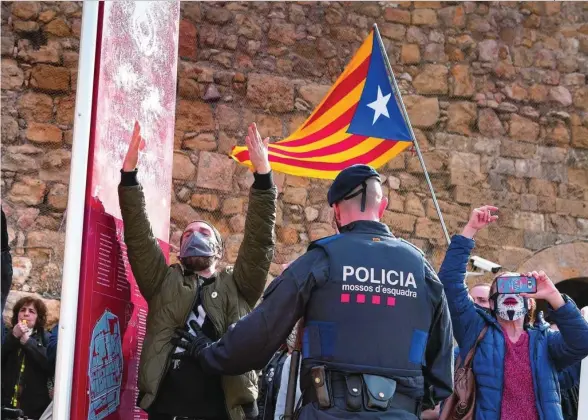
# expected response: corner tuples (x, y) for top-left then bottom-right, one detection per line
(71, 2), (179, 419)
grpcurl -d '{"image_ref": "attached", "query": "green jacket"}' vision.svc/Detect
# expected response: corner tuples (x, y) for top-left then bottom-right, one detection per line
(118, 181), (277, 419)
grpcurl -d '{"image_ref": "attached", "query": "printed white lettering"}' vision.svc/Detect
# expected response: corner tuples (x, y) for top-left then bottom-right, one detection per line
(341, 266), (418, 289)
(370, 268), (384, 284)
(405, 273), (416, 288)
(343, 266), (354, 282)
(387, 270), (399, 286)
(356, 267), (369, 282)
(341, 284), (374, 292)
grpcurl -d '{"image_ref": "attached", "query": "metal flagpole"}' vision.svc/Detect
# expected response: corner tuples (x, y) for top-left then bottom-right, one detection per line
(373, 23), (451, 246)
(52, 2), (100, 419)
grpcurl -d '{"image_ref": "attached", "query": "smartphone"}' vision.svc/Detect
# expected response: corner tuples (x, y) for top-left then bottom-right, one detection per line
(496, 275), (537, 294)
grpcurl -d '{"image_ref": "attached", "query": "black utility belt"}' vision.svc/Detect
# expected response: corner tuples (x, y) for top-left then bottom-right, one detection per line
(305, 367), (421, 415)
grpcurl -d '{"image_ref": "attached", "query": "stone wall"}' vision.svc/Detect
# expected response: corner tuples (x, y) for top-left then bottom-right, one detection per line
(2, 1), (588, 326)
(1, 1), (82, 325)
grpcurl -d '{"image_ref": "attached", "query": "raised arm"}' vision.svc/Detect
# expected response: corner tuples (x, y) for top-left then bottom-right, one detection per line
(439, 206), (498, 351)
(118, 121), (169, 301)
(232, 123), (277, 307)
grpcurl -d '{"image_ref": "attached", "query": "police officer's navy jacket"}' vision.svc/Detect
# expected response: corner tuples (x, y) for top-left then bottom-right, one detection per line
(198, 221), (454, 416)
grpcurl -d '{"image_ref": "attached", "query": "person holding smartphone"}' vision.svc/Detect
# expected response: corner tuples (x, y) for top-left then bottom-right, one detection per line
(439, 205), (588, 420)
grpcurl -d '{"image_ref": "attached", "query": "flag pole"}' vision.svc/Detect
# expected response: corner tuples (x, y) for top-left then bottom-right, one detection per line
(373, 24), (451, 245)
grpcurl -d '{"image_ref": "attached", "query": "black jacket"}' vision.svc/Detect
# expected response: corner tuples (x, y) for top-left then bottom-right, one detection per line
(2, 329), (52, 418)
(1, 208), (12, 314)
(258, 349), (289, 420)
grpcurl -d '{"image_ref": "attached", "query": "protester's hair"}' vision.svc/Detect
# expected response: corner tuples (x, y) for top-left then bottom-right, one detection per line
(11, 296), (48, 331)
(337, 178), (383, 213)
(469, 283), (491, 293)
(490, 273), (536, 325)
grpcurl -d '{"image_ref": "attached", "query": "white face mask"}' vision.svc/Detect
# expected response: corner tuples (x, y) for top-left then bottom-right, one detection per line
(496, 294), (528, 321)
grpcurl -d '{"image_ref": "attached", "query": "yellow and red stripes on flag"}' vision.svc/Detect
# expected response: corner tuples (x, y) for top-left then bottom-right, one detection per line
(230, 31), (411, 180)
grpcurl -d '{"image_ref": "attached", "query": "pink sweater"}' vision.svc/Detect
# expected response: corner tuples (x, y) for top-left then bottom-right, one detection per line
(500, 329), (539, 420)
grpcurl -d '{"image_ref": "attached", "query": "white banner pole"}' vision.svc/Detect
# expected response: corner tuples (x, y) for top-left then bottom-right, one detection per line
(52, 2), (100, 419)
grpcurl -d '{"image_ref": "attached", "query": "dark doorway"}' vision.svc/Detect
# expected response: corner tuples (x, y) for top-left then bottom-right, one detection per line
(536, 277), (588, 318)
(556, 278), (588, 309)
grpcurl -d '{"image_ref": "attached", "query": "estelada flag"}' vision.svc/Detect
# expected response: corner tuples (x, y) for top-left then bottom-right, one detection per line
(230, 28), (413, 180)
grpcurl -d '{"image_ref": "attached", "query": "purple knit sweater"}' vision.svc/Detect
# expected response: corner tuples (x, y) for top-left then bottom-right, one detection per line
(500, 329), (539, 420)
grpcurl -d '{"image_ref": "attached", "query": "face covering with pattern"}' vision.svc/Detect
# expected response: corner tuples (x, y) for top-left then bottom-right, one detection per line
(495, 293), (528, 321)
(180, 231), (219, 259)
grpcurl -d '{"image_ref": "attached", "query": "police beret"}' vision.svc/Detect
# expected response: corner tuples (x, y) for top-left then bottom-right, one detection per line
(327, 164), (381, 206)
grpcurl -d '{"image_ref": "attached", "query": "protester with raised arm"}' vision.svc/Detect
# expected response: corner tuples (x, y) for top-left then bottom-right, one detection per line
(118, 121), (277, 420)
(438, 205), (588, 420)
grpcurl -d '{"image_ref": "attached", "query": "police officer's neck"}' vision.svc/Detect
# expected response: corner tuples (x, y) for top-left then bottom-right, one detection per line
(338, 212), (381, 227)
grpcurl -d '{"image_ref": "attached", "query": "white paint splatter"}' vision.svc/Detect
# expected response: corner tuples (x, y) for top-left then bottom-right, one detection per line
(130, 2), (157, 57)
(113, 63), (140, 92)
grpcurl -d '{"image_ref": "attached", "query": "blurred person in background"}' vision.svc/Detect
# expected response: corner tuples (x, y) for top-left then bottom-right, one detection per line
(1, 296), (52, 419)
(439, 205), (588, 420)
(2, 207), (13, 314)
(257, 329), (301, 420)
(469, 283), (491, 309)
(541, 306), (588, 420)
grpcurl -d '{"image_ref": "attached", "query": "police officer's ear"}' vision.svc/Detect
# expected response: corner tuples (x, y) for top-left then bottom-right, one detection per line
(333, 203), (342, 226)
(377, 196), (388, 219)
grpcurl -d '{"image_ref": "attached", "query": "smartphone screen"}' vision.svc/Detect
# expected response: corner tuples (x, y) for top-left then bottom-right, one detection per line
(496, 276), (537, 294)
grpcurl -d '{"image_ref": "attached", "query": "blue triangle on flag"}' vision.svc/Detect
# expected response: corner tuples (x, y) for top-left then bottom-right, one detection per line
(347, 35), (413, 142)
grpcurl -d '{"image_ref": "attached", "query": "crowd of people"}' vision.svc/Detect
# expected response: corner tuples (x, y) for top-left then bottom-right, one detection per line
(1, 120), (587, 420)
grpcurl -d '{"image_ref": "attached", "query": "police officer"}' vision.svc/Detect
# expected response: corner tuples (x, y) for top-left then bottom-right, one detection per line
(174, 164), (454, 420)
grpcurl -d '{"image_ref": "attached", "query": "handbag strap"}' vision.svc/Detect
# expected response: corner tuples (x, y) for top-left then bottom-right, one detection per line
(461, 325), (489, 367)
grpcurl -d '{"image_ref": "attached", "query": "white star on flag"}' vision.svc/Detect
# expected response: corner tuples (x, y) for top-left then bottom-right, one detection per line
(367, 86), (391, 125)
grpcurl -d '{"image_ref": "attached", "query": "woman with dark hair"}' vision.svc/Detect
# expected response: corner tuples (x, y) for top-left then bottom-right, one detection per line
(439, 205), (588, 420)
(1, 296), (52, 418)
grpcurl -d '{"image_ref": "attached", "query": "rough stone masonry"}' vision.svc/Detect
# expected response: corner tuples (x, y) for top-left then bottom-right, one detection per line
(1, 1), (588, 326)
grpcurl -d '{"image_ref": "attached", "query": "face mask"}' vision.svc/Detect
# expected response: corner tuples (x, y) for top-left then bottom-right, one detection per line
(495, 293), (528, 321)
(179, 231), (219, 259)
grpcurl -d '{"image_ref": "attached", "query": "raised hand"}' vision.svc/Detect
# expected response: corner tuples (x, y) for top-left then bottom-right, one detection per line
(12, 322), (25, 339)
(20, 328), (31, 345)
(246, 123), (271, 175)
(462, 205), (499, 239)
(521, 270), (564, 309)
(122, 121), (145, 172)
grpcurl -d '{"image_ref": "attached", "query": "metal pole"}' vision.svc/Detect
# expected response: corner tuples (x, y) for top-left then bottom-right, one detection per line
(373, 24), (451, 245)
(52, 2), (100, 419)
